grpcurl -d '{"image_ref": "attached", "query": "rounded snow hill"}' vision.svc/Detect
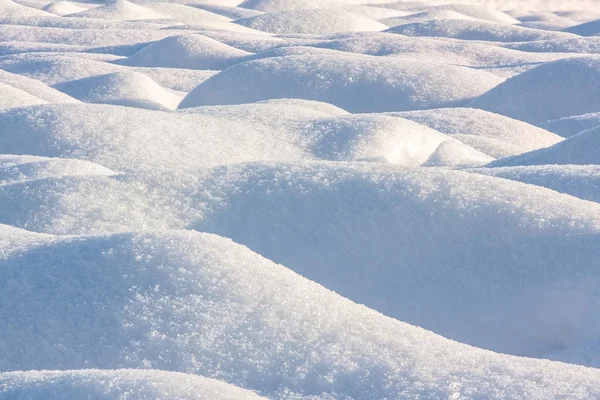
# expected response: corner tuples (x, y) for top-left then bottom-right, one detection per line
(470, 56), (600, 125)
(53, 71), (184, 110)
(386, 19), (578, 42)
(238, 0), (345, 12)
(487, 126), (600, 167)
(394, 108), (563, 158)
(179, 50), (503, 112)
(407, 4), (520, 24)
(0, 155), (114, 185)
(0, 82), (49, 109)
(0, 103), (467, 170)
(0, 69), (79, 103)
(234, 9), (388, 35)
(504, 37), (600, 54)
(309, 32), (566, 76)
(467, 165), (600, 204)
(116, 34), (252, 70)
(65, 0), (167, 20)
(563, 18), (600, 36)
(190, 3), (264, 19)
(2, 227), (600, 399)
(0, 370), (266, 400)
(0, 0), (55, 17)
(381, 10), (484, 27)
(42, 1), (90, 16)
(541, 112), (600, 138)
(139, 3), (233, 24)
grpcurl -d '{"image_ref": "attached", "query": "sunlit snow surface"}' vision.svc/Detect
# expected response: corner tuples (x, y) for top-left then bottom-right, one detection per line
(0, 0), (599, 398)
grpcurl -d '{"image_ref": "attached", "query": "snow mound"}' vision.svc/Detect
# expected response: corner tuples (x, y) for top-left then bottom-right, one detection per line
(0, 103), (456, 170)
(504, 37), (600, 54)
(140, 3), (233, 24)
(423, 139), (493, 167)
(309, 32), (565, 77)
(238, 0), (343, 13)
(65, 0), (167, 20)
(0, 154), (114, 185)
(0, 0), (54, 17)
(386, 19), (578, 42)
(467, 165), (600, 204)
(0, 69), (79, 103)
(3, 162), (600, 358)
(470, 57), (600, 125)
(42, 1), (89, 16)
(234, 9), (388, 35)
(190, 3), (263, 19)
(488, 126), (600, 167)
(563, 18), (600, 36)
(381, 10), (483, 27)
(1, 228), (600, 399)
(0, 82), (48, 109)
(412, 4), (520, 24)
(0, 370), (266, 399)
(116, 34), (252, 70)
(395, 108), (563, 158)
(179, 51), (503, 112)
(542, 112), (600, 138)
(53, 71), (184, 110)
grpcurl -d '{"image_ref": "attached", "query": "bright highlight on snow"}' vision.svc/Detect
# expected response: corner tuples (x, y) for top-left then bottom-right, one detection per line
(0, 0), (599, 398)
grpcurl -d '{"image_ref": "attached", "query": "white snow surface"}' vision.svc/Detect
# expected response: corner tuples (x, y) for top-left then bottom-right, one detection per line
(2, 0), (600, 398)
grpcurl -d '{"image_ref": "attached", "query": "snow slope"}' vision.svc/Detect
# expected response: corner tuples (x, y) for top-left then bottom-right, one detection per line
(180, 50), (502, 112)
(0, 370), (266, 400)
(488, 126), (600, 167)
(1, 226), (600, 399)
(1, 0), (600, 397)
(470, 56), (600, 125)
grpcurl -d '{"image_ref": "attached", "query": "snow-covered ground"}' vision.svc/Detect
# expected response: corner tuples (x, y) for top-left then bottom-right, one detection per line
(1, 0), (599, 398)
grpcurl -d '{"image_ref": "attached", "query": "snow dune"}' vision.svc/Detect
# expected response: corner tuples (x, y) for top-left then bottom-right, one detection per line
(234, 9), (388, 34)
(1, 0), (600, 397)
(2, 162), (600, 359)
(53, 71), (184, 110)
(0, 369), (266, 399)
(179, 50), (502, 112)
(1, 226), (600, 399)
(488, 125), (600, 167)
(470, 56), (600, 125)
(116, 34), (252, 70)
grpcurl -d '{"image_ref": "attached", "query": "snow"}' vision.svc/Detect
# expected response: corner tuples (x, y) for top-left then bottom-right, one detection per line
(470, 56), (600, 125)
(386, 19), (578, 42)
(116, 34), (252, 70)
(0, 370), (267, 399)
(488, 125), (600, 167)
(2, 0), (600, 397)
(541, 112), (600, 138)
(179, 50), (503, 112)
(2, 227), (600, 399)
(393, 107), (563, 158)
(234, 9), (388, 35)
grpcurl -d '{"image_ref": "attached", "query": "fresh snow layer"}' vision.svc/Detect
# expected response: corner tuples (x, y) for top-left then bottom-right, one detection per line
(488, 126), (600, 167)
(116, 34), (252, 70)
(470, 56), (600, 125)
(0, 370), (266, 399)
(179, 51), (503, 112)
(1, 0), (600, 397)
(468, 165), (600, 204)
(1, 227), (600, 399)
(234, 9), (388, 34)
(2, 162), (600, 359)
(394, 107), (563, 158)
(52, 71), (185, 110)
(0, 103), (488, 170)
